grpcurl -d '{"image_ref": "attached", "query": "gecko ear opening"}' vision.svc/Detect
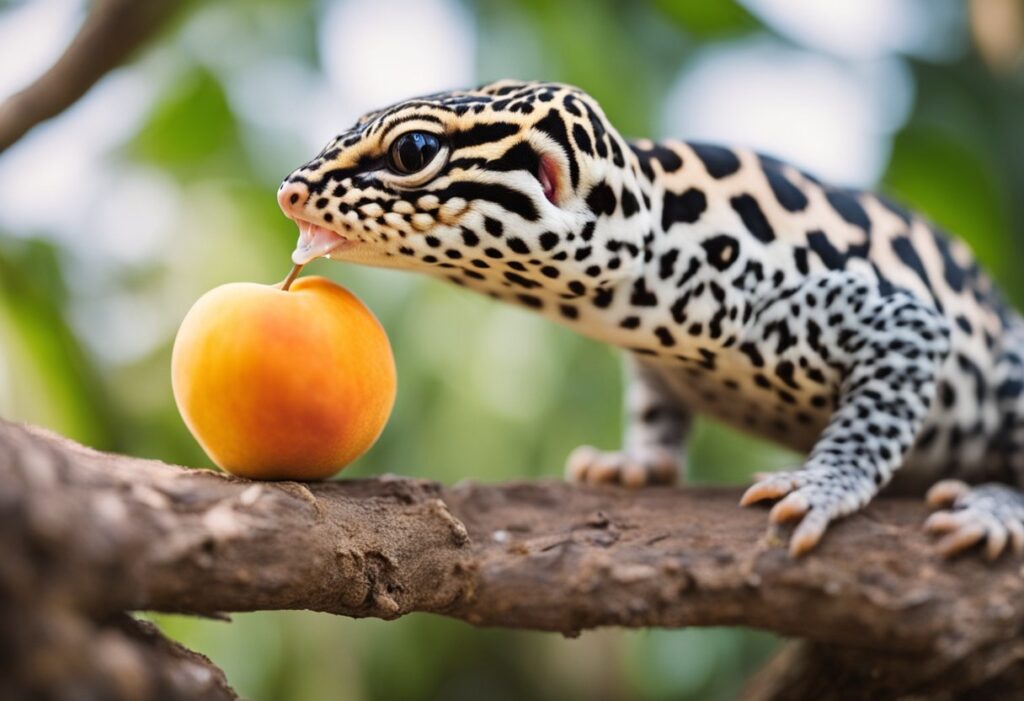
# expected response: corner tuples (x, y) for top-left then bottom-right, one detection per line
(538, 153), (560, 205)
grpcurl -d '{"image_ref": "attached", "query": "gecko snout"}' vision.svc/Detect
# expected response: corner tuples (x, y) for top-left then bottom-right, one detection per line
(277, 181), (310, 218)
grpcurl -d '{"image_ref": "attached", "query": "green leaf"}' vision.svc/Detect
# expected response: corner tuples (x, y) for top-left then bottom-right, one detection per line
(0, 238), (115, 448)
(128, 66), (245, 177)
(652, 0), (759, 37)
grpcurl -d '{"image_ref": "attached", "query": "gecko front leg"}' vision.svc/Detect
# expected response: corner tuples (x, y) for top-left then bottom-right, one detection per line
(567, 356), (692, 487)
(740, 272), (952, 555)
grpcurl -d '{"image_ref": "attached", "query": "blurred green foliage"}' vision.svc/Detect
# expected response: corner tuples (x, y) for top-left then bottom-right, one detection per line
(2, 0), (1022, 699)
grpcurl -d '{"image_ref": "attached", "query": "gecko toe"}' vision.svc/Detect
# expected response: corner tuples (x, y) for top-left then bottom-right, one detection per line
(740, 473), (798, 506)
(789, 511), (829, 557)
(936, 521), (987, 557)
(926, 480), (971, 509)
(769, 492), (810, 524)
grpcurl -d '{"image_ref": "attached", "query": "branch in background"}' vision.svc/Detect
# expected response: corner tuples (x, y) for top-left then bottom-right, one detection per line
(3, 418), (1024, 700)
(0, 0), (181, 154)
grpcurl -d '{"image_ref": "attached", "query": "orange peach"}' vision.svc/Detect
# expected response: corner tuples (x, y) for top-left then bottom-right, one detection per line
(171, 275), (396, 480)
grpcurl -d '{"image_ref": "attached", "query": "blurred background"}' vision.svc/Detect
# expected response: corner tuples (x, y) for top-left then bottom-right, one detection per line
(1, 0), (1022, 699)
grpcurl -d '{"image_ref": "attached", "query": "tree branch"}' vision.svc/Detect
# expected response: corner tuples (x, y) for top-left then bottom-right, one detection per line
(0, 0), (181, 154)
(3, 417), (1024, 699)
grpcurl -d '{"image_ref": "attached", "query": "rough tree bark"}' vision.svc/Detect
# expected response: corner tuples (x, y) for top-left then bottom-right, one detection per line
(2, 418), (1024, 701)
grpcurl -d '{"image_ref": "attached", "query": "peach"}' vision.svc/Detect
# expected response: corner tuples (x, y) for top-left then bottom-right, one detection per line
(171, 274), (396, 480)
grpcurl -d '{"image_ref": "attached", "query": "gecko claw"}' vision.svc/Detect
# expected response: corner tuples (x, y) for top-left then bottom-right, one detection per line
(924, 482), (1024, 560)
(790, 512), (829, 557)
(769, 492), (810, 524)
(740, 477), (795, 506)
(565, 445), (678, 487)
(925, 479), (971, 508)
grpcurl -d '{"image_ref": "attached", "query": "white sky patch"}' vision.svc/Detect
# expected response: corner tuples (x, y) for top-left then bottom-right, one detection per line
(739, 0), (964, 60)
(90, 168), (182, 265)
(0, 68), (158, 241)
(661, 39), (913, 187)
(0, 0), (84, 99)
(318, 0), (475, 129)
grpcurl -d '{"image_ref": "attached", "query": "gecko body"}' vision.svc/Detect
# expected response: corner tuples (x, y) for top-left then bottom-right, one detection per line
(278, 80), (1024, 557)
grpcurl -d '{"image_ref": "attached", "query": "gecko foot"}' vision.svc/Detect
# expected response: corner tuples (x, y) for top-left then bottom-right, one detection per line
(741, 468), (867, 557)
(925, 480), (1024, 560)
(565, 445), (678, 488)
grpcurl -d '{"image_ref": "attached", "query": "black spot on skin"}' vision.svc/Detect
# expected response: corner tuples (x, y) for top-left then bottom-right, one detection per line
(572, 123), (593, 156)
(484, 217), (503, 237)
(440, 181), (539, 221)
(655, 326), (675, 347)
(932, 230), (967, 293)
(620, 316), (640, 329)
(620, 189), (640, 217)
(587, 181), (617, 216)
(677, 258), (700, 288)
(629, 143), (683, 179)
(690, 143), (740, 178)
(567, 280), (585, 296)
(701, 234), (740, 270)
(562, 94), (581, 116)
(940, 381), (956, 409)
(540, 266), (559, 278)
(955, 315), (972, 335)
(630, 279), (658, 307)
(670, 296), (688, 323)
(739, 342), (764, 367)
(517, 294), (543, 308)
(793, 247), (810, 275)
(490, 141), (541, 176)
(461, 229), (479, 246)
(825, 189), (871, 231)
(775, 361), (798, 389)
(580, 221), (596, 241)
(593, 288), (614, 308)
(539, 232), (559, 251)
(425, 235), (441, 248)
(507, 237), (530, 254)
(806, 229), (869, 270)
(484, 247), (503, 259)
(891, 236), (935, 297)
(659, 250), (679, 280)
(449, 121), (520, 149)
(662, 188), (707, 230)
(504, 271), (539, 289)
(584, 104), (608, 158)
(559, 304), (578, 320)
(609, 138), (625, 168)
(730, 194), (774, 243)
(763, 165), (808, 212)
(574, 246), (592, 261)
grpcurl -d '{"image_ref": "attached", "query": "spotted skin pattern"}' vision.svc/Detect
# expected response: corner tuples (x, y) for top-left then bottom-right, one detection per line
(278, 80), (1024, 557)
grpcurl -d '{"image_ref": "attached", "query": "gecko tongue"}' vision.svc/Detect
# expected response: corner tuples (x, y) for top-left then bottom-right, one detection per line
(291, 220), (348, 265)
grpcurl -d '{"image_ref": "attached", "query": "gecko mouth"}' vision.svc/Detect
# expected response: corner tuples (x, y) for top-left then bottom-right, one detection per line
(291, 218), (357, 265)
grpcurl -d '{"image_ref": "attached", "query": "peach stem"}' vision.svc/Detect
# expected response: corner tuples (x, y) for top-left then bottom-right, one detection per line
(280, 263), (303, 291)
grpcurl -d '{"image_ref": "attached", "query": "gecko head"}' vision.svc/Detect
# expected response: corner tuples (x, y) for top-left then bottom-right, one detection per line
(278, 80), (648, 301)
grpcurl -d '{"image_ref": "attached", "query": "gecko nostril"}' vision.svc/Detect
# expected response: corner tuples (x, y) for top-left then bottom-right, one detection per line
(277, 181), (310, 214)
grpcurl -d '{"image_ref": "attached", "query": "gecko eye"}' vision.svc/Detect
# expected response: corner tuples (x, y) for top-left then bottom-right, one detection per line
(389, 132), (442, 175)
